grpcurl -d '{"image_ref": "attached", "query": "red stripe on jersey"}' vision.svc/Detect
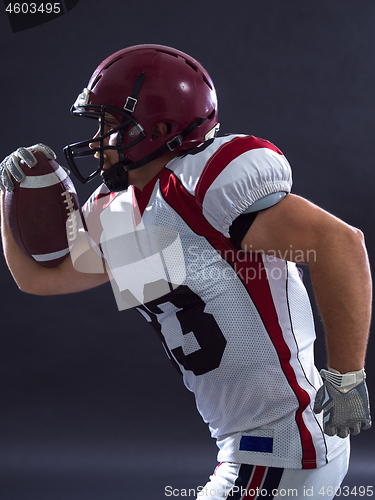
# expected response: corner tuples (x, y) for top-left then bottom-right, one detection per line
(160, 168), (222, 243)
(133, 174), (160, 217)
(160, 169), (317, 469)
(214, 462), (224, 476)
(234, 258), (317, 469)
(195, 135), (283, 207)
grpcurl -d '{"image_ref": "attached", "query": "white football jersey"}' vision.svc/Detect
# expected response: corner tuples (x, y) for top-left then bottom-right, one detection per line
(82, 134), (349, 470)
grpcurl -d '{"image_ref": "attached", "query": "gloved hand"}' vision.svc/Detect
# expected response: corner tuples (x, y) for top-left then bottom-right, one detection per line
(313, 367), (372, 438)
(0, 144), (56, 192)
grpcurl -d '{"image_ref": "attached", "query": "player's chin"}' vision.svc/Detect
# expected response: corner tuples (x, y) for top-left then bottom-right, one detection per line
(94, 152), (110, 172)
(101, 159), (120, 173)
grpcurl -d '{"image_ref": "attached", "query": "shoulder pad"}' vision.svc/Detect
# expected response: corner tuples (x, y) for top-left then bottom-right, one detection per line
(242, 192), (287, 213)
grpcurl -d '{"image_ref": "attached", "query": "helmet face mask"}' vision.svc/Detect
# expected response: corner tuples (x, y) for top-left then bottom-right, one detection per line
(64, 44), (219, 191)
(64, 103), (146, 185)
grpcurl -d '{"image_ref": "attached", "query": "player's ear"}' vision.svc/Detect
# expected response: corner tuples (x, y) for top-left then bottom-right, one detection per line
(151, 122), (169, 139)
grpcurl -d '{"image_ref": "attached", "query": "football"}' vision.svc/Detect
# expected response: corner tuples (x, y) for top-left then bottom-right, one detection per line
(3, 151), (80, 268)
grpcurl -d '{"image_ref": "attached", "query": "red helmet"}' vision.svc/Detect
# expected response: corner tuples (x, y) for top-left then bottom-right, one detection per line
(64, 44), (219, 191)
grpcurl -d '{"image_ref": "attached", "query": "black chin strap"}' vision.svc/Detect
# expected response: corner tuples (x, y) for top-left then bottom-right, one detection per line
(123, 72), (146, 113)
(132, 117), (207, 170)
(101, 162), (130, 192)
(101, 116), (207, 192)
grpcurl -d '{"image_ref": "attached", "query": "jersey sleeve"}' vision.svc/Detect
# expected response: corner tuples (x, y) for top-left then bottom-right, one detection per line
(195, 135), (292, 238)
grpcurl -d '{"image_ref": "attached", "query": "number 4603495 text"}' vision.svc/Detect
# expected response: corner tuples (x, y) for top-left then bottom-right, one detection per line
(5, 3), (61, 14)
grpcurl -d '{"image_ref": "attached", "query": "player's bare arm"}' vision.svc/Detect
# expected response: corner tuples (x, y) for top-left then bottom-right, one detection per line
(241, 193), (372, 373)
(1, 192), (110, 295)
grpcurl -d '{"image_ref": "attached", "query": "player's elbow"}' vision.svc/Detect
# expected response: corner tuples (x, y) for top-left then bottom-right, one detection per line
(312, 219), (369, 271)
(15, 276), (52, 296)
(351, 226), (369, 264)
(353, 226), (366, 245)
(333, 223), (369, 265)
(12, 266), (63, 296)
(345, 225), (366, 252)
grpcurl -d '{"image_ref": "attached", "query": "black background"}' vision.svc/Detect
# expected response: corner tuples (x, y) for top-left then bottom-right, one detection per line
(0, 1), (374, 499)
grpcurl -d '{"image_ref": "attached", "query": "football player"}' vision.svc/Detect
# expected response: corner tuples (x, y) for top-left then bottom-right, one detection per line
(0, 45), (372, 499)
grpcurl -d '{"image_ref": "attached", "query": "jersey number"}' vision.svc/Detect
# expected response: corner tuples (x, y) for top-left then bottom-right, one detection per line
(140, 282), (227, 376)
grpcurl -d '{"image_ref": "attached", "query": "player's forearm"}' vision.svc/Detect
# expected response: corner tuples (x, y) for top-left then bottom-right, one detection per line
(1, 192), (50, 292)
(309, 225), (372, 373)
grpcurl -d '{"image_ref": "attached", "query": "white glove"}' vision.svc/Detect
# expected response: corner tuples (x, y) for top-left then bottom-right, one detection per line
(313, 367), (372, 438)
(0, 144), (56, 192)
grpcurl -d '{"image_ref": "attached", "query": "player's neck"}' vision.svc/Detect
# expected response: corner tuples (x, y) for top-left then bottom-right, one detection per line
(130, 152), (178, 191)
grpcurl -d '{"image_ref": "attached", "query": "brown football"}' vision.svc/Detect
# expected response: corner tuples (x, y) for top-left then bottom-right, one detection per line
(4, 151), (80, 267)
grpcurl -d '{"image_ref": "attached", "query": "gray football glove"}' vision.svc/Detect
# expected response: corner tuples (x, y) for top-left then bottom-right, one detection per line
(0, 144), (56, 192)
(313, 367), (372, 438)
